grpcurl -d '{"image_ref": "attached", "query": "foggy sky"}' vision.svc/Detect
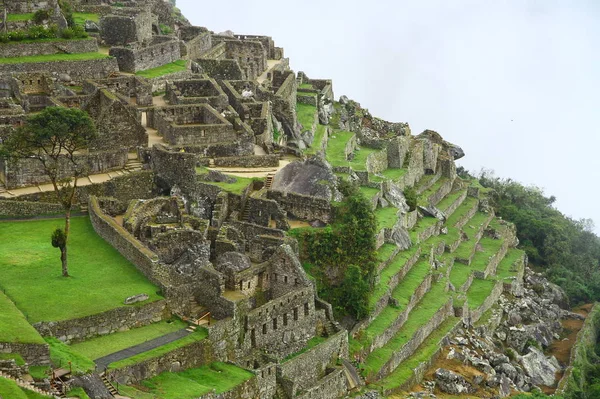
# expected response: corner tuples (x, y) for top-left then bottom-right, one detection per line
(178, 0), (600, 233)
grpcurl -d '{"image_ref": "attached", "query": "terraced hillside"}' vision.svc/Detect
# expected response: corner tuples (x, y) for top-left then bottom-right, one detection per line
(294, 99), (526, 396)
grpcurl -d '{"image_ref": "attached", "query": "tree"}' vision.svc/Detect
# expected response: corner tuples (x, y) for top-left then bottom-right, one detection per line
(0, 107), (97, 277)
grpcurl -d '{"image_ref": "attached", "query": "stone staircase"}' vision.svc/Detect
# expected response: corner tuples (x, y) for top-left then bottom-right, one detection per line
(323, 319), (337, 337)
(265, 173), (275, 190)
(0, 369), (57, 398)
(241, 201), (251, 222)
(123, 157), (143, 175)
(275, 384), (288, 399)
(101, 373), (118, 397)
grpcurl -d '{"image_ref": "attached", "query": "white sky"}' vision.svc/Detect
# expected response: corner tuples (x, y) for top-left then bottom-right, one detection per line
(178, 0), (600, 233)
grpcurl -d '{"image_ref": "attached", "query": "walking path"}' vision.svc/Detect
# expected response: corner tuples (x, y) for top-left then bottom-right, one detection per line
(94, 329), (191, 371)
(257, 59), (283, 84)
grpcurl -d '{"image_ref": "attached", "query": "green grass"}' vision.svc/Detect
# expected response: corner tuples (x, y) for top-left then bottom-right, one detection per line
(369, 247), (420, 308)
(449, 264), (472, 290)
(66, 387), (90, 399)
(283, 335), (327, 362)
(469, 236), (505, 272)
(29, 366), (51, 380)
(419, 176), (448, 205)
(496, 249), (525, 279)
(298, 91), (317, 97)
(70, 320), (187, 360)
(299, 83), (314, 89)
(374, 317), (459, 391)
(349, 147), (379, 171)
(196, 168), (256, 195)
(0, 377), (53, 399)
(305, 124), (327, 155)
(0, 217), (162, 323)
(325, 130), (354, 167)
(466, 279), (496, 309)
(446, 196), (478, 227)
(436, 189), (466, 213)
(0, 353), (25, 365)
(375, 207), (398, 230)
(0, 291), (44, 344)
(120, 362), (254, 399)
(6, 13), (34, 21)
(136, 60), (187, 79)
(296, 103), (317, 131)
(362, 282), (449, 377)
(380, 168), (407, 181)
(0, 52), (109, 64)
(359, 186), (380, 201)
(45, 337), (95, 375)
(73, 13), (99, 25)
(376, 243), (398, 264)
(108, 328), (208, 370)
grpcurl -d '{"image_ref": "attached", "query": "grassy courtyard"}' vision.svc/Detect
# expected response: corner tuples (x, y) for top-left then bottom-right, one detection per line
(136, 60), (188, 79)
(0, 52), (109, 64)
(0, 292), (44, 344)
(0, 217), (162, 323)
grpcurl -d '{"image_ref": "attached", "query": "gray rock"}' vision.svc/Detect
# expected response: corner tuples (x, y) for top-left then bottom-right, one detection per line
(418, 205), (446, 221)
(85, 20), (100, 32)
(58, 73), (72, 82)
(271, 157), (339, 200)
(383, 183), (409, 212)
(495, 362), (518, 380)
(339, 95), (349, 105)
(434, 368), (475, 395)
(490, 353), (510, 367)
(124, 294), (149, 305)
(390, 225), (412, 250)
(449, 143), (465, 160)
(215, 252), (251, 273)
(520, 347), (561, 386)
(498, 375), (512, 398)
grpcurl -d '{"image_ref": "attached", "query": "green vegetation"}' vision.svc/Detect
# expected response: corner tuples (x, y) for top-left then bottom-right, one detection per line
(296, 103), (317, 130)
(359, 186), (380, 201)
(65, 387), (90, 399)
(299, 83), (314, 89)
(70, 320), (187, 360)
(7, 14), (35, 22)
(325, 131), (354, 167)
(496, 248), (525, 279)
(349, 147), (379, 171)
(376, 243), (398, 263)
(368, 247), (420, 309)
(381, 168), (407, 181)
(283, 336), (327, 361)
(46, 337), (95, 375)
(374, 207), (398, 230)
(0, 292), (44, 344)
(466, 278), (496, 309)
(196, 168), (257, 195)
(0, 52), (108, 64)
(29, 366), (51, 380)
(0, 25), (87, 43)
(446, 196), (478, 227)
(470, 169), (600, 304)
(0, 353), (25, 365)
(290, 181), (377, 319)
(305, 124), (327, 155)
(120, 362), (253, 399)
(436, 189), (465, 213)
(0, 217), (162, 322)
(0, 377), (52, 399)
(73, 13), (100, 25)
(136, 60), (187, 79)
(108, 328), (208, 370)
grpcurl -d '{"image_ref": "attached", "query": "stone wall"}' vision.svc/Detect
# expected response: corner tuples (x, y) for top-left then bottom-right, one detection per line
(195, 59), (244, 81)
(84, 76), (153, 107)
(197, 376), (262, 399)
(164, 78), (228, 110)
(267, 190), (332, 223)
(100, 9), (153, 46)
(278, 330), (348, 395)
(0, 200), (63, 217)
(0, 58), (119, 81)
(214, 154), (279, 168)
(146, 69), (193, 93)
(468, 280), (504, 324)
(110, 37), (181, 73)
(296, 368), (348, 399)
(1, 148), (128, 189)
(0, 343), (50, 366)
(181, 30), (212, 60)
(427, 177), (454, 206)
(34, 300), (169, 344)
(0, 39), (98, 58)
(6, 0), (57, 13)
(366, 148), (388, 174)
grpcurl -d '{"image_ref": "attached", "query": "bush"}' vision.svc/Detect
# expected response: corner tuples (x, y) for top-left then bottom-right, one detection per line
(7, 30), (26, 41)
(404, 186), (418, 211)
(32, 9), (52, 24)
(58, 0), (75, 27)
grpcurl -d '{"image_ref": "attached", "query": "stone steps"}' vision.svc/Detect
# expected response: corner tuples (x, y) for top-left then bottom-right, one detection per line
(0, 369), (57, 397)
(101, 373), (119, 397)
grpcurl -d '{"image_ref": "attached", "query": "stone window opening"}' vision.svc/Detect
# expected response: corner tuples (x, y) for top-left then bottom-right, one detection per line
(295, 278), (299, 285)
(201, 130), (205, 137)
(247, 281), (251, 289)
(293, 307), (298, 321)
(239, 281), (243, 291)
(262, 323), (267, 334)
(304, 302), (309, 316)
(272, 317), (277, 330)
(283, 313), (288, 326)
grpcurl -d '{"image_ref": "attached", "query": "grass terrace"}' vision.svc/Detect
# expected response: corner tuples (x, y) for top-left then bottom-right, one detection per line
(376, 243), (398, 264)
(305, 124), (327, 155)
(46, 338), (95, 375)
(73, 13), (100, 25)
(349, 146), (379, 171)
(359, 186), (380, 201)
(6, 13), (34, 21)
(196, 167), (257, 195)
(375, 207), (398, 230)
(0, 292), (44, 344)
(381, 168), (407, 181)
(108, 328), (208, 370)
(0, 377), (52, 399)
(436, 189), (466, 214)
(119, 362), (254, 399)
(0, 217), (162, 323)
(299, 83), (314, 89)
(418, 176), (448, 205)
(0, 52), (109, 64)
(368, 247), (421, 309)
(466, 278), (497, 309)
(446, 196), (478, 227)
(136, 60), (187, 79)
(296, 103), (317, 130)
(325, 130), (354, 167)
(283, 335), (328, 362)
(70, 320), (187, 360)
(469, 236), (505, 273)
(496, 248), (525, 279)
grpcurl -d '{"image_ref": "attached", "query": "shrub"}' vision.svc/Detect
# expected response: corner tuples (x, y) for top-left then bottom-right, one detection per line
(32, 10), (52, 24)
(58, 0), (75, 27)
(7, 30), (26, 41)
(404, 186), (418, 211)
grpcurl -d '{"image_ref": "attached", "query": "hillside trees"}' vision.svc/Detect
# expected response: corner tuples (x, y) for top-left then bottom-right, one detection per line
(0, 107), (97, 277)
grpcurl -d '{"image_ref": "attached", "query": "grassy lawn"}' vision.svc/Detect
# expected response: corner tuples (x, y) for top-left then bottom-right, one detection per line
(0, 377), (52, 399)
(136, 60), (187, 79)
(73, 13), (99, 25)
(305, 124), (327, 155)
(70, 320), (187, 360)
(436, 189), (466, 213)
(449, 263), (472, 290)
(369, 247), (421, 308)
(496, 249), (525, 279)
(375, 207), (398, 230)
(374, 317), (459, 391)
(446, 196), (478, 227)
(296, 103), (316, 131)
(0, 52), (109, 64)
(359, 186), (380, 201)
(299, 83), (314, 89)
(0, 291), (44, 344)
(381, 168), (407, 181)
(325, 130), (354, 167)
(46, 338), (95, 375)
(362, 282), (448, 377)
(467, 279), (496, 309)
(66, 387), (90, 399)
(108, 329), (208, 370)
(377, 243), (398, 264)
(0, 217), (162, 323)
(196, 168), (257, 195)
(120, 362), (254, 399)
(6, 13), (34, 21)
(349, 147), (379, 171)
(470, 237), (505, 272)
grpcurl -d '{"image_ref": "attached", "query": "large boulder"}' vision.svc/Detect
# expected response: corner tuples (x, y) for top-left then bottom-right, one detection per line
(215, 252), (251, 274)
(434, 368), (476, 395)
(520, 347), (561, 387)
(271, 157), (339, 200)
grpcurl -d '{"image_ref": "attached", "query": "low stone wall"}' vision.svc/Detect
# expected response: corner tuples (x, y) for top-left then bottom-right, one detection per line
(296, 93), (318, 107)
(366, 148), (388, 174)
(428, 178), (454, 206)
(468, 280), (504, 324)
(444, 190), (468, 217)
(108, 335), (214, 384)
(198, 376), (261, 399)
(34, 300), (169, 344)
(0, 58), (119, 81)
(267, 190), (332, 223)
(278, 331), (348, 395)
(0, 200), (63, 217)
(214, 154), (279, 168)
(454, 198), (479, 229)
(296, 368), (348, 399)
(147, 70), (193, 93)
(0, 39), (98, 58)
(0, 343), (50, 366)
(375, 298), (453, 380)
